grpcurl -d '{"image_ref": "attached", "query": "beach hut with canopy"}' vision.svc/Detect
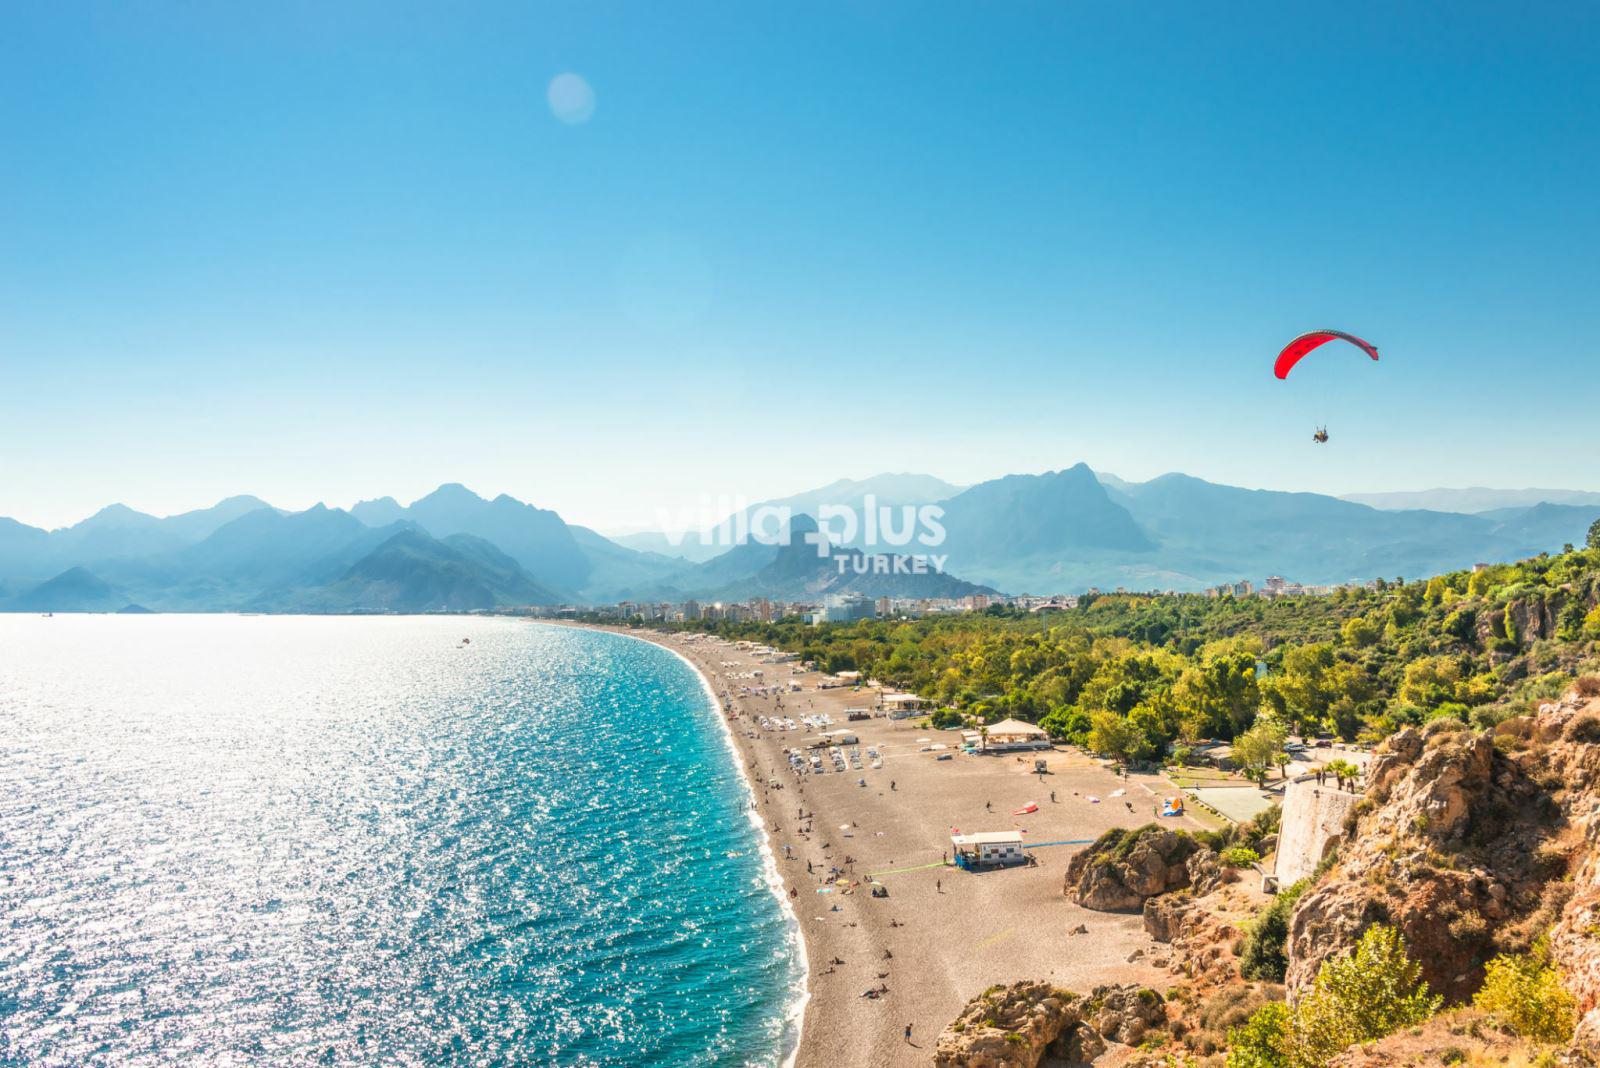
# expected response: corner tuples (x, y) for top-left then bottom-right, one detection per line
(983, 718), (1051, 752)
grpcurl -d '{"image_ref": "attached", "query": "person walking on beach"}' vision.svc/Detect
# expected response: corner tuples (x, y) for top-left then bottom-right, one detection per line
(905, 1023), (913, 1044)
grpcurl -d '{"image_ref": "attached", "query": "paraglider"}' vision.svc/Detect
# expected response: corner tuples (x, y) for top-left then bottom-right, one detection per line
(1274, 329), (1379, 379)
(1275, 329), (1378, 443)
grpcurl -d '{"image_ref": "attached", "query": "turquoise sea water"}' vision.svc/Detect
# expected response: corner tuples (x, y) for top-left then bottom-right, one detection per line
(0, 616), (802, 1066)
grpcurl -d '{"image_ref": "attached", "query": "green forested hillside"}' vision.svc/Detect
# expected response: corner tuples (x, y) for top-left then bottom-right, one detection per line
(658, 540), (1600, 761)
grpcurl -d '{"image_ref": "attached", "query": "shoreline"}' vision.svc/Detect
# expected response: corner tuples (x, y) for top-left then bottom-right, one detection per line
(646, 631), (811, 1068)
(557, 622), (1194, 1067)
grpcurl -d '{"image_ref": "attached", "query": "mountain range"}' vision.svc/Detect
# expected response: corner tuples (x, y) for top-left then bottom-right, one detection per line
(1341, 487), (1600, 513)
(2, 470), (1596, 612)
(610, 473), (965, 562)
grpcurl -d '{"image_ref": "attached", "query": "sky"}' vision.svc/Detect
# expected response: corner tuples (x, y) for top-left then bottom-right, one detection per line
(3, 1), (1598, 532)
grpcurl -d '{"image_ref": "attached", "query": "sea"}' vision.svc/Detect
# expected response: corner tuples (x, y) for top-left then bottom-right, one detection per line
(0, 615), (804, 1066)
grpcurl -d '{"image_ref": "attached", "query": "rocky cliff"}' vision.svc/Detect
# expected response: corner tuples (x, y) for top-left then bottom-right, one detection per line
(1287, 683), (1600, 1041)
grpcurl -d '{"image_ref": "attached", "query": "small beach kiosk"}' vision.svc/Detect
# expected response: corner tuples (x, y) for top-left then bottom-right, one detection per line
(950, 831), (1027, 870)
(881, 692), (930, 719)
(983, 718), (1051, 752)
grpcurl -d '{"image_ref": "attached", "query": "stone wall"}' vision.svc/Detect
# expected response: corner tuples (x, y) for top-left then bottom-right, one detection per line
(1273, 776), (1359, 886)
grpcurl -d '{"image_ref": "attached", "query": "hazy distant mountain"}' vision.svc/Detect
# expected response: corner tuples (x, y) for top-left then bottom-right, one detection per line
(565, 525), (692, 599)
(612, 472), (963, 562)
(931, 469), (1599, 593)
(1475, 502), (1598, 544)
(280, 530), (560, 612)
(0, 496), (279, 584)
(606, 530), (730, 564)
(49, 504), (187, 563)
(943, 465), (1152, 555)
(929, 465), (1157, 591)
(4, 567), (128, 612)
(349, 484), (591, 595)
(349, 495), (408, 526)
(84, 505), (413, 611)
(755, 473), (962, 518)
(0, 517), (50, 578)
(1342, 487), (1600, 513)
(157, 495), (276, 541)
(183, 505), (402, 589)
(699, 515), (994, 602)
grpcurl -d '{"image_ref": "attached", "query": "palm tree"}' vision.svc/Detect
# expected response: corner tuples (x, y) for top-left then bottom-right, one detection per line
(979, 725), (989, 754)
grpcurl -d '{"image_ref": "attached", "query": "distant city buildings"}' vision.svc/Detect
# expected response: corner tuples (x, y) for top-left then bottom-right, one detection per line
(811, 593), (876, 625)
(518, 570), (1379, 624)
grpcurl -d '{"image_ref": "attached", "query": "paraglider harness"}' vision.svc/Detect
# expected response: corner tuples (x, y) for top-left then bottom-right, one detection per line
(1312, 426), (1329, 444)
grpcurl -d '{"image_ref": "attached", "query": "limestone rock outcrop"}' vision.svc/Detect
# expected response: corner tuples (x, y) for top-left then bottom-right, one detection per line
(1087, 984), (1166, 1046)
(1064, 825), (1210, 912)
(933, 981), (1083, 1068)
(1142, 882), (1257, 987)
(934, 981), (1167, 1068)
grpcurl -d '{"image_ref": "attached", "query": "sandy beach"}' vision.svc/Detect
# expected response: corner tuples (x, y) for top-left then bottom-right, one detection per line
(572, 624), (1206, 1067)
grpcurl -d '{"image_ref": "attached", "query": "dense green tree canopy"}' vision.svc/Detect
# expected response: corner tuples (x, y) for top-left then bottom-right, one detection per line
(650, 546), (1600, 760)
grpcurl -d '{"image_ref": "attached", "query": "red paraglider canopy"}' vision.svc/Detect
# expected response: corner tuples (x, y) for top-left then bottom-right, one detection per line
(1274, 330), (1379, 379)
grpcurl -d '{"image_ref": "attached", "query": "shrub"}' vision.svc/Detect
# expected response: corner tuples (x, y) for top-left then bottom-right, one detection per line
(1238, 879), (1308, 982)
(1225, 1001), (1290, 1068)
(1235, 804), (1282, 852)
(1290, 925), (1441, 1067)
(1221, 846), (1261, 868)
(1473, 937), (1576, 1042)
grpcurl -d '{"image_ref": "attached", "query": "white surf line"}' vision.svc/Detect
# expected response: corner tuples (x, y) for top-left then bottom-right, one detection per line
(604, 628), (811, 1068)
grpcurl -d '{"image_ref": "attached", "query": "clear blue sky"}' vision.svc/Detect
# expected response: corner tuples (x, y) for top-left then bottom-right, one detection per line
(3, 2), (1598, 530)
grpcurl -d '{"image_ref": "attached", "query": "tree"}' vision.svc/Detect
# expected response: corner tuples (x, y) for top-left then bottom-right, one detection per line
(1589, 516), (1600, 550)
(1340, 615), (1380, 649)
(1399, 655), (1464, 711)
(1323, 758), (1360, 791)
(1239, 879), (1309, 981)
(1270, 645), (1370, 734)
(1226, 1001), (1291, 1068)
(1327, 696), (1362, 742)
(1474, 937), (1576, 1042)
(1040, 705), (1091, 745)
(1087, 708), (1147, 765)
(1290, 925), (1440, 1067)
(1173, 641), (1262, 740)
(1234, 718), (1287, 784)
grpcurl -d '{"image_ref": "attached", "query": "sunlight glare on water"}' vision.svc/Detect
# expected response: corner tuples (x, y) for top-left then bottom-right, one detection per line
(0, 615), (801, 1066)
